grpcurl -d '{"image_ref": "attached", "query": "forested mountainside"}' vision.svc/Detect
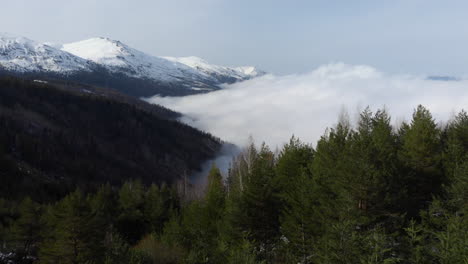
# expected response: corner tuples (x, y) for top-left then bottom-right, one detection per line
(0, 76), (222, 202)
(1, 105), (466, 263)
(0, 68), (220, 97)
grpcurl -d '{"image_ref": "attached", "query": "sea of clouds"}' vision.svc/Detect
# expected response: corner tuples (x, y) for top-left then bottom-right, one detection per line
(147, 63), (467, 149)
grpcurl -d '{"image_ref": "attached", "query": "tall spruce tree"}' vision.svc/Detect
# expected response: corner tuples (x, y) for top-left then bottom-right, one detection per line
(369, 109), (403, 215)
(310, 115), (353, 226)
(399, 105), (443, 217)
(279, 169), (318, 263)
(444, 110), (468, 178)
(8, 197), (42, 262)
(275, 137), (316, 263)
(117, 180), (147, 244)
(224, 142), (258, 250)
(39, 190), (104, 264)
(348, 108), (403, 227)
(417, 158), (468, 264)
(274, 136), (314, 205)
(143, 184), (165, 235)
(205, 165), (226, 222)
(240, 144), (280, 260)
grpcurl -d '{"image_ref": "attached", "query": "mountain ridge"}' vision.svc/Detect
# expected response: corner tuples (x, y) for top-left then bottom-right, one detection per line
(0, 33), (264, 97)
(0, 33), (94, 73)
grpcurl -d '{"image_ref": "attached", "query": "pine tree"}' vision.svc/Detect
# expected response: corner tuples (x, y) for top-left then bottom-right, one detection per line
(226, 237), (262, 264)
(348, 107), (376, 220)
(399, 105), (443, 217)
(202, 164), (227, 263)
(279, 169), (318, 263)
(314, 219), (362, 264)
(205, 164), (226, 222)
(8, 197), (42, 261)
(417, 159), (468, 264)
(143, 184), (165, 234)
(369, 109), (403, 215)
(348, 108), (403, 228)
(443, 110), (468, 178)
(90, 183), (117, 226)
(142, 183), (179, 236)
(404, 219), (426, 264)
(310, 115), (353, 227)
(239, 144), (280, 260)
(274, 136), (314, 204)
(275, 137), (316, 263)
(359, 227), (399, 264)
(224, 141), (259, 246)
(0, 198), (15, 253)
(39, 190), (104, 264)
(89, 183), (121, 261)
(158, 165), (228, 263)
(177, 201), (209, 263)
(117, 180), (147, 244)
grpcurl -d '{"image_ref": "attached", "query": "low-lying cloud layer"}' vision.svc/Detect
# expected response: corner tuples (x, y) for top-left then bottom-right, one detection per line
(147, 63), (467, 148)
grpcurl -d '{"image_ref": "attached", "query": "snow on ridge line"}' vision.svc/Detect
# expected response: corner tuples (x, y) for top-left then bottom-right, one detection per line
(163, 55), (264, 80)
(1, 33), (265, 85)
(62, 37), (214, 83)
(63, 37), (264, 83)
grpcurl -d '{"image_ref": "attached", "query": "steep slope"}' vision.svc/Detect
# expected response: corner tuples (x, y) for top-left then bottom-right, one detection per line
(0, 33), (94, 73)
(0, 76), (222, 201)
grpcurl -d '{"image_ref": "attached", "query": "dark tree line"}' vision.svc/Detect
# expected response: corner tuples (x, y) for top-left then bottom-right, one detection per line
(1, 105), (467, 263)
(0, 66), (220, 97)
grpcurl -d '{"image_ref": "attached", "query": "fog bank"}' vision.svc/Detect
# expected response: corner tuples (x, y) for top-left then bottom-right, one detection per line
(147, 63), (467, 149)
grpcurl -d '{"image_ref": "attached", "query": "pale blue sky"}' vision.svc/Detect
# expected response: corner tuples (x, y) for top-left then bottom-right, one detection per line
(2, 0), (467, 75)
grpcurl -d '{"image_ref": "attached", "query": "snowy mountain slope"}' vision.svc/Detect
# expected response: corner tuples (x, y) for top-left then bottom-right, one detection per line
(0, 33), (93, 73)
(62, 37), (264, 87)
(0, 33), (264, 96)
(163, 56), (264, 83)
(61, 37), (215, 85)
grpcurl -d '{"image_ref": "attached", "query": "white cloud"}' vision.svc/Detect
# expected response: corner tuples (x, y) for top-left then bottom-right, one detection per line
(146, 63), (468, 148)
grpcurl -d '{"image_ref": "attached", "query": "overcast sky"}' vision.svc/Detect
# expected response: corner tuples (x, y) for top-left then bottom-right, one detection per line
(2, 0), (468, 75)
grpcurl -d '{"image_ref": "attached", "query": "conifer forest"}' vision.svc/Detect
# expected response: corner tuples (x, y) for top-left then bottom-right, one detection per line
(1, 103), (467, 263)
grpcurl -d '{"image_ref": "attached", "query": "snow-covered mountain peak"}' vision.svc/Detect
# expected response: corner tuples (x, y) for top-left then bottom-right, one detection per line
(62, 36), (264, 83)
(1, 32), (33, 45)
(62, 37), (214, 83)
(1, 33), (265, 96)
(0, 33), (92, 73)
(0, 33), (47, 53)
(62, 37), (133, 67)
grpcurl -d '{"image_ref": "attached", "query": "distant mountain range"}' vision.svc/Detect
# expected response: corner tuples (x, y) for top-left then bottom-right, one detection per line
(0, 33), (264, 97)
